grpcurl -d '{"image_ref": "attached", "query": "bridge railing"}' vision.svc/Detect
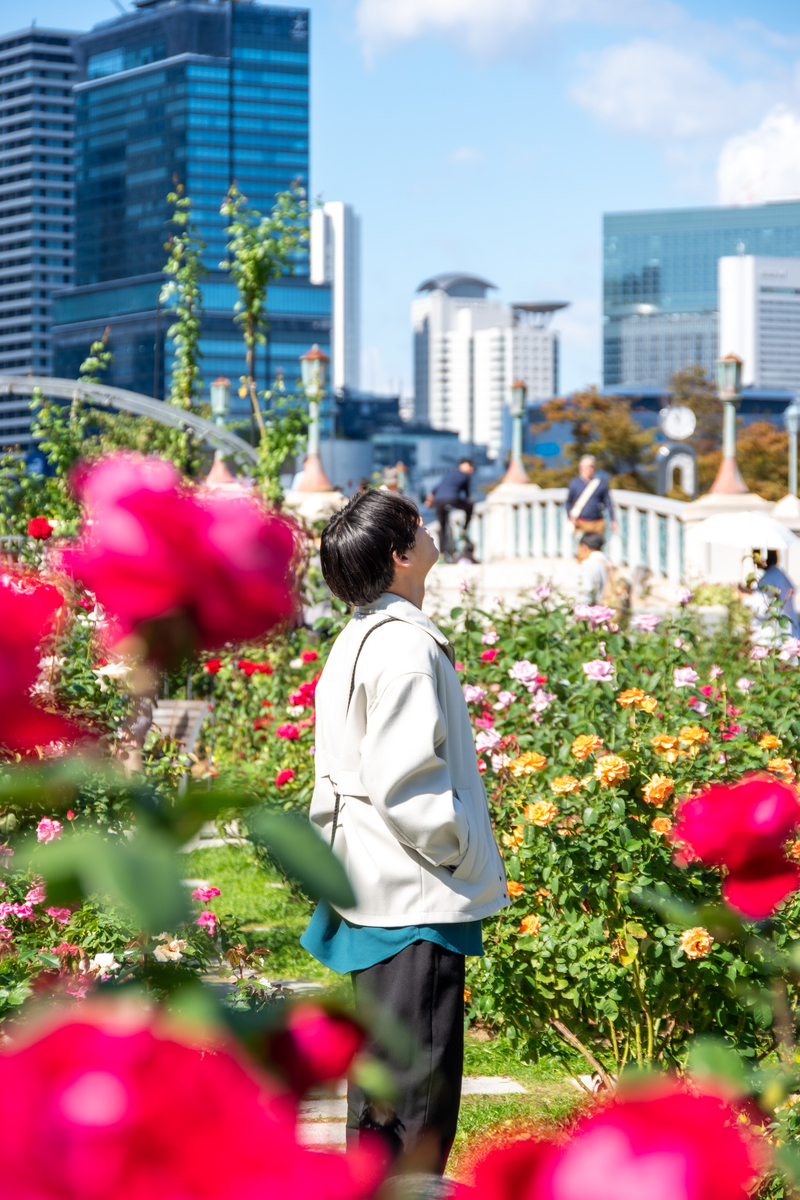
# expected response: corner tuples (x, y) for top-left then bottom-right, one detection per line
(472, 485), (688, 584)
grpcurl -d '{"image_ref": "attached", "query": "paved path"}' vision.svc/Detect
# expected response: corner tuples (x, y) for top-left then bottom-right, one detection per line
(298, 1076), (527, 1148)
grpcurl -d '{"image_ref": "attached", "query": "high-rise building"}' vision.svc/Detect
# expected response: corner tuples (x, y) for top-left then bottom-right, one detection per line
(604, 202), (800, 389)
(310, 200), (360, 390)
(412, 273), (564, 459)
(51, 0), (329, 416)
(0, 25), (78, 444)
(719, 255), (800, 391)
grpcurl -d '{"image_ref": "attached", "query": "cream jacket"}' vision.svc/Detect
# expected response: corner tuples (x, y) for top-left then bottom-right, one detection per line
(310, 593), (509, 926)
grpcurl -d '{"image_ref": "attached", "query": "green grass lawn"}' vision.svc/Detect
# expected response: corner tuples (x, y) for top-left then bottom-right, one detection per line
(180, 844), (581, 1159)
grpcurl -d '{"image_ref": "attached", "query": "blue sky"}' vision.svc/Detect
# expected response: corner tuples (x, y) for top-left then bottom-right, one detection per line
(14, 0), (800, 396)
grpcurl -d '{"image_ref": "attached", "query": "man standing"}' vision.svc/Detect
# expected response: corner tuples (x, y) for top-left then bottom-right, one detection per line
(425, 457), (475, 556)
(566, 455), (616, 538)
(303, 489), (508, 1174)
(576, 531), (610, 605)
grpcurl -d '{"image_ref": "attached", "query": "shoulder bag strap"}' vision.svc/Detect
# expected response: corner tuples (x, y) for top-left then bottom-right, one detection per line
(569, 476), (601, 522)
(329, 616), (396, 847)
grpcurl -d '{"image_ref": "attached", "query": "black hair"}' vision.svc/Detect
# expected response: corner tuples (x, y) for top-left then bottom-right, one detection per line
(766, 549), (778, 568)
(320, 489), (420, 606)
(580, 531), (604, 552)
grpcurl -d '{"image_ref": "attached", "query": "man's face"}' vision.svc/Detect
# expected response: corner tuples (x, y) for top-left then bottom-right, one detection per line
(576, 542), (590, 562)
(459, 462), (475, 475)
(411, 519), (440, 571)
(579, 461), (594, 480)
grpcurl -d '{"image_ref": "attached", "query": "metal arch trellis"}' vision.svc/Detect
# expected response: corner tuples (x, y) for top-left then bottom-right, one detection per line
(0, 375), (259, 467)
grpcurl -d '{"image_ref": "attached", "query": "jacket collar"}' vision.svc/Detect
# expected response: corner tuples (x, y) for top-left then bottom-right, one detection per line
(354, 593), (449, 647)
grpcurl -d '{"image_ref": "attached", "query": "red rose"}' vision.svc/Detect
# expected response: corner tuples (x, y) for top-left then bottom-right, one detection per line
(673, 774), (800, 918)
(275, 768), (295, 787)
(63, 454), (297, 662)
(301, 650), (318, 663)
(469, 1079), (762, 1200)
(205, 658), (222, 674)
(276, 724), (300, 740)
(480, 649), (498, 662)
(268, 1004), (365, 1095)
(27, 517), (54, 541)
(253, 717), (271, 731)
(0, 1013), (384, 1200)
(0, 577), (83, 755)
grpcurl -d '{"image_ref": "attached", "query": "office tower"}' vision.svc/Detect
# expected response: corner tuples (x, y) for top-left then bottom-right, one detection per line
(310, 200), (360, 390)
(719, 255), (800, 390)
(604, 202), (800, 389)
(412, 273), (564, 459)
(52, 0), (329, 415)
(0, 26), (77, 444)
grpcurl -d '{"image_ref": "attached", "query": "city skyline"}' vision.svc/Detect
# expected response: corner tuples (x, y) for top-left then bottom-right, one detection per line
(5, 0), (800, 399)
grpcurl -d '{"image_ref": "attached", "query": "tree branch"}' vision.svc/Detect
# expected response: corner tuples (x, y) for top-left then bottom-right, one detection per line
(549, 1017), (615, 1092)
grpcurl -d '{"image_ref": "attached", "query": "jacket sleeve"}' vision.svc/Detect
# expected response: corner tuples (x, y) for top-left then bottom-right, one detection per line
(358, 669), (469, 869)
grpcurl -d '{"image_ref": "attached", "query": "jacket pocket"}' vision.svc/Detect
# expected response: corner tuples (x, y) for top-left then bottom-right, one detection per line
(450, 787), (485, 881)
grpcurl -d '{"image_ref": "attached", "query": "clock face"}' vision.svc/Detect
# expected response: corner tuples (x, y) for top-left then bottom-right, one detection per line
(659, 405), (696, 441)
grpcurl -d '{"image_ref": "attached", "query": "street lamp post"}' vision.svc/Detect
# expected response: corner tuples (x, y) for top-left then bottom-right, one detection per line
(501, 379), (530, 486)
(783, 397), (800, 498)
(296, 344), (334, 493)
(710, 354), (748, 494)
(210, 377), (231, 428)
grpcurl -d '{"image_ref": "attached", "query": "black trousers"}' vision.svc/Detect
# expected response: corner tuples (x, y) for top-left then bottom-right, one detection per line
(435, 500), (473, 556)
(346, 941), (465, 1175)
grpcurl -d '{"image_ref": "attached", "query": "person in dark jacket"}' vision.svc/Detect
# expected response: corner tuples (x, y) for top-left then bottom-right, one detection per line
(425, 459), (475, 555)
(565, 455), (616, 536)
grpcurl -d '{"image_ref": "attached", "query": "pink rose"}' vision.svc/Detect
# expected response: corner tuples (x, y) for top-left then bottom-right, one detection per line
(710, 664), (724, 679)
(25, 884), (47, 905)
(275, 724), (300, 740)
(36, 818), (63, 844)
(195, 911), (217, 936)
(736, 677), (753, 692)
(534, 583), (552, 601)
(673, 667), (699, 688)
(479, 648), (498, 662)
(481, 630), (499, 645)
(631, 613), (661, 633)
(780, 638), (800, 661)
(45, 907), (72, 925)
(750, 646), (769, 661)
(508, 660), (539, 686)
(495, 690), (516, 708)
(191, 886), (221, 903)
(675, 586), (693, 605)
(582, 659), (614, 683)
(475, 729), (502, 752)
(275, 768), (295, 787)
(463, 685), (487, 704)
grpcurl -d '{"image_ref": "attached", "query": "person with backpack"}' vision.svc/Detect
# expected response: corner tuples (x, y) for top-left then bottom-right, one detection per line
(565, 455), (616, 539)
(301, 489), (508, 1174)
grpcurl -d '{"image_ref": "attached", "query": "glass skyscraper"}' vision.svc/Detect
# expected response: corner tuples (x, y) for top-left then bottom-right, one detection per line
(603, 201), (800, 389)
(51, 0), (329, 415)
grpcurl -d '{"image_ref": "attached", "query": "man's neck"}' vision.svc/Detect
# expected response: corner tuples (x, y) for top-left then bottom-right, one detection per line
(386, 580), (425, 610)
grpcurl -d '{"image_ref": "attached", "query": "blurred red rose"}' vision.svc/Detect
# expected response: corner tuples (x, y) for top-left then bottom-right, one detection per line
(0, 576), (83, 755)
(253, 716), (271, 731)
(63, 455), (297, 662)
(673, 774), (800, 918)
(205, 658), (222, 674)
(239, 659), (272, 676)
(0, 1013), (384, 1200)
(276, 724), (300, 740)
(301, 649), (318, 663)
(27, 517), (54, 540)
(268, 1004), (365, 1095)
(468, 1079), (762, 1200)
(275, 768), (295, 787)
(480, 649), (498, 662)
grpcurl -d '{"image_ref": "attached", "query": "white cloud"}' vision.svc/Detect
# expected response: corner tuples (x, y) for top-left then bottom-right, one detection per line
(449, 146), (483, 166)
(717, 106), (800, 206)
(570, 39), (766, 141)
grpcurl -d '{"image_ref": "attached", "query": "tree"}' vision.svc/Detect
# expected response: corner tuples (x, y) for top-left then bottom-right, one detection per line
(254, 372), (308, 507)
(527, 387), (655, 492)
(160, 183), (207, 411)
(78, 326), (113, 384)
(220, 181), (309, 441)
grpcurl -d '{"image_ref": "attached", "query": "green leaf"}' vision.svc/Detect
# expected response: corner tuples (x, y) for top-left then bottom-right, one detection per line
(248, 812), (355, 908)
(450, 606), (464, 619)
(687, 1037), (749, 1097)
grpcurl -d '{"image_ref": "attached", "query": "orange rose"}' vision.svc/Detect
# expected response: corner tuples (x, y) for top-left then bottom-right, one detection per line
(643, 773), (674, 807)
(519, 914), (541, 936)
(650, 733), (682, 763)
(594, 755), (630, 787)
(464, 987), (472, 1003)
(507, 880), (525, 898)
(639, 694), (658, 713)
(767, 757), (795, 780)
(788, 840), (800, 862)
(679, 725), (709, 744)
(651, 816), (673, 835)
(571, 734), (604, 761)
(534, 887), (551, 899)
(679, 927), (714, 959)
(760, 733), (781, 750)
(617, 687), (646, 707)
(524, 800), (558, 826)
(509, 750), (547, 777)
(513, 825), (524, 844)
(550, 775), (581, 794)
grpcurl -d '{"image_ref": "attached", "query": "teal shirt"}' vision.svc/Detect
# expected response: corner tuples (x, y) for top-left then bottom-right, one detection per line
(301, 901), (483, 974)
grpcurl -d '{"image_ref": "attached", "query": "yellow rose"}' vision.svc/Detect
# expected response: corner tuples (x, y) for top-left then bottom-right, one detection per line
(507, 880), (525, 898)
(550, 775), (581, 794)
(519, 914), (541, 936)
(513, 825), (524, 845)
(617, 687), (646, 707)
(571, 734), (604, 761)
(594, 755), (630, 787)
(651, 816), (673, 835)
(643, 773), (674, 807)
(679, 927), (714, 959)
(524, 800), (558, 826)
(768, 757), (795, 780)
(639, 694), (658, 713)
(509, 750), (547, 777)
(760, 733), (781, 750)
